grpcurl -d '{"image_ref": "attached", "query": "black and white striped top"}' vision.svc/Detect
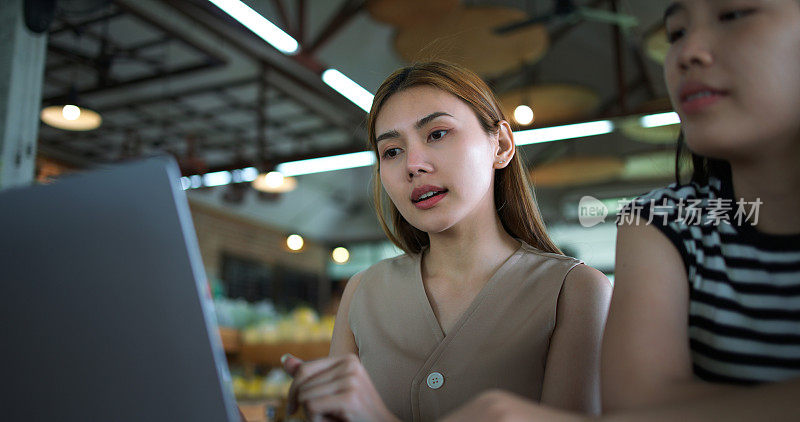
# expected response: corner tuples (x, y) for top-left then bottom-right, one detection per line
(621, 177), (800, 385)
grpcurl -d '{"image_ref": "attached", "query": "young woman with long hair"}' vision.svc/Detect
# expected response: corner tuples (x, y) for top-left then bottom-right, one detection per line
(279, 61), (611, 421)
(443, 1), (800, 421)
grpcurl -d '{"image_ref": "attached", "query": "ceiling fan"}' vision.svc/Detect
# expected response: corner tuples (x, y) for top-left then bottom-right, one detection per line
(494, 0), (638, 35)
(58, 0), (113, 16)
(23, 0), (113, 34)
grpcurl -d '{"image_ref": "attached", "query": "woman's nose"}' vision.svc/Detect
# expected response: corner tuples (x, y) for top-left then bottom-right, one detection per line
(675, 27), (714, 71)
(405, 144), (434, 179)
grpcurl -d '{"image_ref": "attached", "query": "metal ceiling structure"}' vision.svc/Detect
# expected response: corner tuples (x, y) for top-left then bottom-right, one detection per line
(40, 0), (368, 172)
(35, 0), (675, 244)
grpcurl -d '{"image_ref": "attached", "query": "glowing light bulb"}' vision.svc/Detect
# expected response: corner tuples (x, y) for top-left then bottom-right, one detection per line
(264, 171), (284, 188)
(62, 105), (81, 121)
(514, 105), (534, 126)
(331, 247), (350, 264)
(286, 234), (304, 251)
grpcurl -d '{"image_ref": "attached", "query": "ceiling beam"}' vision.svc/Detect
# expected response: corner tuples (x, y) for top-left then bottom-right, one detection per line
(297, 0), (306, 45)
(43, 60), (224, 105)
(45, 0), (229, 105)
(114, 0), (224, 62)
(95, 76), (258, 111)
(47, 43), (101, 70)
(270, 0), (291, 35)
(257, 65), (269, 163)
(49, 9), (126, 36)
(305, 0), (364, 55)
(164, 0), (365, 123)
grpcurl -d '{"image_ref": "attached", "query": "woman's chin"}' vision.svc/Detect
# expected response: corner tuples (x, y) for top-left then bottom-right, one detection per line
(684, 124), (762, 160)
(686, 136), (761, 162)
(405, 217), (456, 236)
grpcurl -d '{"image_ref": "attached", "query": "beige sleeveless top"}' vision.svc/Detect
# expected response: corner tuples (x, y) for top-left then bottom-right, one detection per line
(349, 241), (581, 422)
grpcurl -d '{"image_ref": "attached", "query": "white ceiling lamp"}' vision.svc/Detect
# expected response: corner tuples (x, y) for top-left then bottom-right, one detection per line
(286, 234), (304, 251)
(276, 151), (376, 177)
(252, 171), (297, 193)
(321, 69), (374, 113)
(640, 112), (680, 128)
(41, 104), (102, 131)
(180, 167), (258, 190)
(620, 112), (680, 145)
(514, 104), (534, 126)
(207, 0), (299, 54)
(514, 120), (614, 146)
(331, 247), (350, 264)
(201, 170), (232, 187)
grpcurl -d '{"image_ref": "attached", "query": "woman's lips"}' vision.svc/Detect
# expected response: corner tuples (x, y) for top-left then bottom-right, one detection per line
(681, 90), (728, 114)
(678, 82), (729, 114)
(413, 191), (447, 210)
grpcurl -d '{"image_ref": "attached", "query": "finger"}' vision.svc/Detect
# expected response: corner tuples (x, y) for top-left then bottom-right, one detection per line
(280, 353), (303, 377)
(289, 356), (343, 383)
(287, 358), (338, 414)
(297, 373), (352, 404)
(303, 393), (351, 422)
(281, 354), (305, 415)
(297, 357), (355, 395)
(309, 413), (341, 422)
(286, 357), (344, 414)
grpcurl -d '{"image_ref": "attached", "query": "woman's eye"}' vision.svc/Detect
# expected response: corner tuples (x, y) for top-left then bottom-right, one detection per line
(666, 28), (685, 43)
(382, 147), (401, 159)
(719, 9), (755, 21)
(429, 129), (448, 141)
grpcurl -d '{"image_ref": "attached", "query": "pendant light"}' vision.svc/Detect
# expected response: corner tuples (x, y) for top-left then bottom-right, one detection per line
(41, 86), (102, 131)
(252, 171), (297, 193)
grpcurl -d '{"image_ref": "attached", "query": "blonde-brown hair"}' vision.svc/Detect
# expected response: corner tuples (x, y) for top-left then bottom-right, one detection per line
(367, 61), (561, 256)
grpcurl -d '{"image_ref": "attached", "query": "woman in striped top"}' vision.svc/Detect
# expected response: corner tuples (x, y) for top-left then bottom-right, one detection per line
(613, 176), (800, 386)
(442, 0), (800, 420)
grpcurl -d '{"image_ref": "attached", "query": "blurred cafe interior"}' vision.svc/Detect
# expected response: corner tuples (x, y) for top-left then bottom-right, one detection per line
(2, 0), (677, 420)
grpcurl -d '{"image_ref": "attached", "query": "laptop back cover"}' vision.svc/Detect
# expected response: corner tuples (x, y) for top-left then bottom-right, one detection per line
(0, 157), (238, 421)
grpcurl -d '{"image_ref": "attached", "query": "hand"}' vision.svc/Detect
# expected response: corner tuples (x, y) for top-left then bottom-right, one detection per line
(439, 390), (590, 422)
(281, 353), (399, 422)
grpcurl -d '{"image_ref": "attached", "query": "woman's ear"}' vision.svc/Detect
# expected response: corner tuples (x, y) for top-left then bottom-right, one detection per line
(494, 120), (515, 169)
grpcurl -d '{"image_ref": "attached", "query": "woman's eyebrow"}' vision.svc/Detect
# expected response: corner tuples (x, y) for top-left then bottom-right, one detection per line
(415, 112), (453, 129)
(376, 112), (454, 143)
(663, 1), (686, 24)
(376, 129), (400, 143)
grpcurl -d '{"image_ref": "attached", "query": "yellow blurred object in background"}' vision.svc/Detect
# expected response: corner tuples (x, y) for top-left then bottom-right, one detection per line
(292, 306), (319, 326)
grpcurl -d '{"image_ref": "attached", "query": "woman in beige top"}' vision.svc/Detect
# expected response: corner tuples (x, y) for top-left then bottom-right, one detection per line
(281, 61), (611, 422)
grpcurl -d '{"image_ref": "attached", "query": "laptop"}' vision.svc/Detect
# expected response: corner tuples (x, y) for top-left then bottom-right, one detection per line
(0, 156), (239, 421)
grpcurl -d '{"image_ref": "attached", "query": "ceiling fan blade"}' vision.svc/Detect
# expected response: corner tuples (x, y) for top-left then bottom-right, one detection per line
(493, 13), (555, 35)
(554, 0), (577, 15)
(577, 7), (639, 28)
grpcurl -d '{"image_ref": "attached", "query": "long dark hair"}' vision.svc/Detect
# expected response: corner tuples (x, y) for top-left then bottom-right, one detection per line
(674, 132), (732, 187)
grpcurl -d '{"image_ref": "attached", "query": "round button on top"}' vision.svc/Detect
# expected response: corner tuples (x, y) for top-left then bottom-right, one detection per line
(426, 372), (444, 389)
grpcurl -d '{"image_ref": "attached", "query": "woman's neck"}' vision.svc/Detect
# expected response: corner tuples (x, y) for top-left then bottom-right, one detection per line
(729, 145), (800, 235)
(422, 206), (520, 284)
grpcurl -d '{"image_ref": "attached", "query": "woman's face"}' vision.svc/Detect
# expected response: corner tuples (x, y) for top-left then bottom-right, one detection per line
(664, 0), (800, 161)
(374, 86), (502, 235)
